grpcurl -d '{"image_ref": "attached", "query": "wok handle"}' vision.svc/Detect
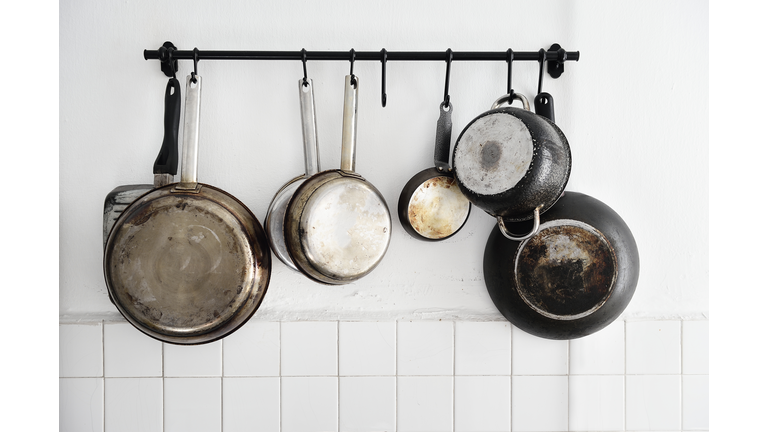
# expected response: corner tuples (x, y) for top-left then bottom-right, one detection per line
(340, 75), (358, 172)
(178, 75), (202, 190)
(299, 78), (321, 176)
(433, 102), (452, 172)
(153, 77), (181, 178)
(496, 206), (541, 241)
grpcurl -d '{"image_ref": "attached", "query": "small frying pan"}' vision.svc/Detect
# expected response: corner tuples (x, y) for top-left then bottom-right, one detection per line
(104, 74), (271, 345)
(284, 75), (391, 285)
(103, 77), (180, 246)
(265, 78), (321, 270)
(398, 102), (471, 241)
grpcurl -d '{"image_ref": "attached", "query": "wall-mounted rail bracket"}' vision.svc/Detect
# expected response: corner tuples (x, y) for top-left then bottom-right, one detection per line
(547, 44), (568, 79)
(158, 41), (178, 78)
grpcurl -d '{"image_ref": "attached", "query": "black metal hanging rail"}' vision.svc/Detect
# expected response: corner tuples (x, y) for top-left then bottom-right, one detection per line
(145, 42), (579, 106)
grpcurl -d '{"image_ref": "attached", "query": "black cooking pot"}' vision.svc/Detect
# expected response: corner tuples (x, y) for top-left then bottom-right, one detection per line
(452, 93), (571, 240)
(483, 191), (639, 340)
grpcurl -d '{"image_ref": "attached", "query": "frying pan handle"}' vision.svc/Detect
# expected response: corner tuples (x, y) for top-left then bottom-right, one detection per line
(433, 102), (453, 172)
(299, 78), (321, 176)
(491, 92), (530, 111)
(496, 206), (541, 241)
(177, 75), (202, 191)
(153, 77), (181, 177)
(340, 75), (358, 172)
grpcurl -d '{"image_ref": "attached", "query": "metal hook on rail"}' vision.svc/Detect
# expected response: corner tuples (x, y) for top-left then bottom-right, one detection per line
(506, 48), (515, 97)
(301, 48), (308, 87)
(443, 49), (453, 108)
(191, 48), (199, 83)
(349, 49), (357, 87)
(380, 48), (387, 107)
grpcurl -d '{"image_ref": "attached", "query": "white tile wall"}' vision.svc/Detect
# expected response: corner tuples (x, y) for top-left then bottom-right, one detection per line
(59, 319), (709, 431)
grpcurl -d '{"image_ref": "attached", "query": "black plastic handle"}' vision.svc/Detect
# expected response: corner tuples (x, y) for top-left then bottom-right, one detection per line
(433, 102), (453, 172)
(153, 77), (181, 175)
(534, 92), (555, 123)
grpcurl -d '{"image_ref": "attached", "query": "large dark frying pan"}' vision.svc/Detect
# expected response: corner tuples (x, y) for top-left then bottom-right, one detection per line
(398, 102), (471, 241)
(284, 75), (391, 284)
(452, 93), (571, 240)
(103, 74), (271, 345)
(483, 191), (639, 340)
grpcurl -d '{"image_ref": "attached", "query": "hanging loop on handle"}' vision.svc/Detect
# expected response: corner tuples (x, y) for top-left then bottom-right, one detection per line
(380, 48), (387, 107)
(496, 206), (542, 241)
(506, 48), (514, 96)
(443, 49), (453, 108)
(190, 48), (199, 83)
(301, 48), (308, 87)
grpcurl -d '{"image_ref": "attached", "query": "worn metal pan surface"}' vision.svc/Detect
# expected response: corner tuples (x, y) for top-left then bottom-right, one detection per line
(265, 78), (321, 270)
(398, 101), (470, 241)
(284, 75), (391, 284)
(483, 191), (639, 340)
(103, 77), (180, 246)
(103, 75), (271, 345)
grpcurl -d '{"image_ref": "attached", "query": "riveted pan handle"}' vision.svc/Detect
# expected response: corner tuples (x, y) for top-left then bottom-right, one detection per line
(177, 75), (202, 191)
(340, 75), (358, 172)
(491, 92), (530, 111)
(433, 102), (453, 172)
(496, 206), (541, 241)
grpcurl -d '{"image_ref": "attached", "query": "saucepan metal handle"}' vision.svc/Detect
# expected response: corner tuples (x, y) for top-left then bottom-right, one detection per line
(496, 206), (541, 241)
(340, 75), (358, 172)
(433, 102), (453, 172)
(491, 92), (530, 111)
(177, 74), (202, 191)
(299, 78), (321, 177)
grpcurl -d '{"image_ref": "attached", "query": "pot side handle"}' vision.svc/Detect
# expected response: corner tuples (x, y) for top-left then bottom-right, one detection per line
(496, 206), (541, 241)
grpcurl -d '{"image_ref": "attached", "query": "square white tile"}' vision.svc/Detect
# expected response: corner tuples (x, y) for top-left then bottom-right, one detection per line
(164, 377), (222, 432)
(455, 376), (511, 432)
(60, 378), (103, 432)
(60, 323), (103, 377)
(164, 340), (222, 377)
(397, 376), (453, 432)
(104, 322), (162, 377)
(626, 320), (681, 374)
(281, 321), (337, 376)
(682, 320), (708, 375)
(223, 377), (279, 432)
(511, 375), (568, 431)
(397, 321), (453, 375)
(339, 376), (395, 432)
(105, 378), (162, 432)
(683, 375), (708, 430)
(455, 321), (511, 376)
(223, 321), (280, 377)
(339, 321), (395, 376)
(626, 375), (681, 431)
(511, 325), (568, 375)
(568, 375), (624, 431)
(281, 376), (338, 432)
(569, 320), (625, 375)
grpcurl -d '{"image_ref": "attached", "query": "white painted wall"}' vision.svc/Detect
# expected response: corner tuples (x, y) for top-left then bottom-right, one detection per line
(59, 0), (708, 321)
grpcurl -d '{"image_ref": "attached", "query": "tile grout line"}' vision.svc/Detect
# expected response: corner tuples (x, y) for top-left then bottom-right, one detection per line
(221, 337), (224, 432)
(279, 321), (282, 432)
(624, 319), (627, 432)
(679, 319), (683, 431)
(336, 320), (340, 432)
(102, 321), (105, 432)
(395, 320), (399, 432)
(510, 323), (513, 432)
(452, 321), (456, 432)
(566, 337), (570, 432)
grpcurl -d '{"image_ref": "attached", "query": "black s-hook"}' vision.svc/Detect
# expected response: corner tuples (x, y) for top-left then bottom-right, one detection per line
(443, 49), (453, 108)
(301, 48), (309, 87)
(535, 48), (555, 122)
(190, 48), (199, 83)
(381, 48), (387, 107)
(349, 49), (357, 86)
(506, 48), (514, 97)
